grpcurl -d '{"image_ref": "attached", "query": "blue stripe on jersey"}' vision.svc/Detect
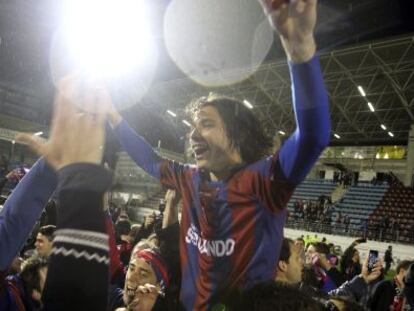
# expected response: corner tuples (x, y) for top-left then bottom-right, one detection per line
(180, 172), (203, 309)
(204, 182), (233, 306)
(244, 205), (286, 290)
(180, 232), (199, 310)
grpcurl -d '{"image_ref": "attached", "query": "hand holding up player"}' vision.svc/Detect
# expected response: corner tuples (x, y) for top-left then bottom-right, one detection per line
(259, 0), (317, 63)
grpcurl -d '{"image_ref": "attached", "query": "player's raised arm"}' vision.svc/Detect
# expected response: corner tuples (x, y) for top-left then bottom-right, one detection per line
(107, 106), (165, 180)
(260, 0), (330, 184)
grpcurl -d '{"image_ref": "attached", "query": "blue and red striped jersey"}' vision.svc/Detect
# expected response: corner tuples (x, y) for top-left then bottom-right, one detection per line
(113, 56), (331, 310)
(159, 154), (296, 309)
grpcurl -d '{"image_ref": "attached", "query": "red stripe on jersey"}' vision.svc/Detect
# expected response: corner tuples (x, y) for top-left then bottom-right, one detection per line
(227, 170), (260, 289)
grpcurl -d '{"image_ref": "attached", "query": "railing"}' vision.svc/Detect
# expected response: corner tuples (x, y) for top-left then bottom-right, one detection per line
(285, 218), (414, 245)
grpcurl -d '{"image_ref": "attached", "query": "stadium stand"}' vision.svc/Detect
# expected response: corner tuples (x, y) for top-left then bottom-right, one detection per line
(370, 184), (414, 243)
(287, 179), (337, 206)
(333, 182), (389, 226)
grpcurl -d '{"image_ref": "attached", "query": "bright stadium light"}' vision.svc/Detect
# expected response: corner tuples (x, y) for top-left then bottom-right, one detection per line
(358, 86), (366, 97)
(381, 124), (387, 130)
(367, 102), (375, 112)
(167, 110), (177, 117)
(242, 100), (253, 109)
(334, 133), (341, 139)
(278, 130), (286, 136)
(182, 120), (191, 127)
(388, 131), (394, 137)
(61, 0), (153, 78)
(34, 131), (43, 136)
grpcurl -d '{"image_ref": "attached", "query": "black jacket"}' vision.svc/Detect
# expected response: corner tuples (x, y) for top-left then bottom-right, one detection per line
(42, 164), (112, 311)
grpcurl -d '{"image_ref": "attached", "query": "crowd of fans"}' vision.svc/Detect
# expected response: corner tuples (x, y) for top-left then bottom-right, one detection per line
(290, 196), (414, 244)
(291, 197), (354, 235)
(365, 216), (413, 243)
(2, 181), (414, 311)
(332, 171), (357, 188)
(292, 196), (334, 224)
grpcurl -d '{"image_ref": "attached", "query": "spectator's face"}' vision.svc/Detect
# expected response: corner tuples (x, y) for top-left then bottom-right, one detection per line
(352, 250), (360, 263)
(305, 245), (316, 264)
(35, 233), (53, 257)
(144, 214), (155, 228)
(397, 268), (407, 286)
(190, 106), (241, 173)
(285, 244), (304, 283)
(123, 258), (158, 306)
(295, 240), (305, 251)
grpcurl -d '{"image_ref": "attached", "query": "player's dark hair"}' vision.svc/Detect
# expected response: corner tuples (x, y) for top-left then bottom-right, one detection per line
(186, 94), (273, 164)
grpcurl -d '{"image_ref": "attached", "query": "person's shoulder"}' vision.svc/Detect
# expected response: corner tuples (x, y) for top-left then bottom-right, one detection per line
(161, 159), (197, 175)
(242, 154), (278, 173)
(374, 279), (394, 293)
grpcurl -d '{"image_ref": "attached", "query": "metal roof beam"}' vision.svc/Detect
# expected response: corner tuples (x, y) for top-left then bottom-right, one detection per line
(369, 48), (414, 121)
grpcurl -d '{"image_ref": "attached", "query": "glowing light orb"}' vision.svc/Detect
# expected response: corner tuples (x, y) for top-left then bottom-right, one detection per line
(50, 0), (158, 110)
(164, 0), (273, 87)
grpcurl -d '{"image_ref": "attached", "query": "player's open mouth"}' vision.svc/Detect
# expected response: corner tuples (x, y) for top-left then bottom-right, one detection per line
(193, 145), (209, 159)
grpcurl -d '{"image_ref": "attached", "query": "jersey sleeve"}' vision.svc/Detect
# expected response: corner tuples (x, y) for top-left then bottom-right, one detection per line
(278, 55), (331, 184)
(113, 120), (192, 193)
(0, 158), (57, 271)
(253, 153), (298, 213)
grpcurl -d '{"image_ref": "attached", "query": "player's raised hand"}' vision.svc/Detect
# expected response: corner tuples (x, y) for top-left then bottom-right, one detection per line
(18, 76), (110, 170)
(258, 0), (317, 63)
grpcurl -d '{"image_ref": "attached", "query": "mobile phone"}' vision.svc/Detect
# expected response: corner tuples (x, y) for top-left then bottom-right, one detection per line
(367, 250), (379, 272)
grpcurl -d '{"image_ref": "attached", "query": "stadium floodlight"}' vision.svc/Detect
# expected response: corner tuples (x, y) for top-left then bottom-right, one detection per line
(388, 132), (394, 137)
(357, 86), (366, 97)
(278, 130), (286, 136)
(242, 100), (253, 109)
(34, 131), (43, 136)
(381, 124), (387, 130)
(61, 0), (153, 78)
(182, 120), (191, 127)
(334, 133), (341, 139)
(367, 102), (375, 112)
(167, 110), (177, 117)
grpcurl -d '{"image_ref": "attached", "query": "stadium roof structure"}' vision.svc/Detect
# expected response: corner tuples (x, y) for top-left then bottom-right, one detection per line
(150, 34), (414, 147)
